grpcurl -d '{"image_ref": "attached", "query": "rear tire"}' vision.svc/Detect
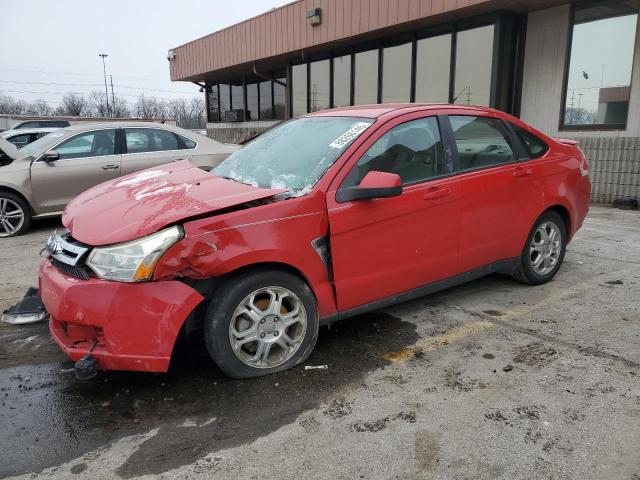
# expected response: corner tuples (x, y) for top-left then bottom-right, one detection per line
(0, 192), (31, 238)
(513, 211), (567, 285)
(203, 269), (319, 379)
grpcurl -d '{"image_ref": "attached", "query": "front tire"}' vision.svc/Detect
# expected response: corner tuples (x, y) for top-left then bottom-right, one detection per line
(0, 192), (31, 238)
(513, 211), (567, 285)
(203, 269), (319, 378)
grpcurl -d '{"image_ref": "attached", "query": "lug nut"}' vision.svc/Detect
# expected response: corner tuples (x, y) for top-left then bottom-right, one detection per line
(260, 333), (265, 338)
(274, 316), (279, 322)
(260, 318), (266, 324)
(274, 331), (279, 337)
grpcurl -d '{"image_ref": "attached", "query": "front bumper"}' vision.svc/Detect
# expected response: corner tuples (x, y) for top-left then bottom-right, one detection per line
(39, 259), (204, 373)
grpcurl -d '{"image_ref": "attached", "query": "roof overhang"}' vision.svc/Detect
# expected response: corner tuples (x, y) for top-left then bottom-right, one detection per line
(169, 0), (572, 83)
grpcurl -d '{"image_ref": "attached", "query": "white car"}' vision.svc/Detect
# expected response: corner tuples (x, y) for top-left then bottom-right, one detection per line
(0, 128), (59, 149)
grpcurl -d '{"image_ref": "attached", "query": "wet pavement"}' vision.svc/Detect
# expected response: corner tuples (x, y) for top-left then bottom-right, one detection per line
(1, 207), (639, 479)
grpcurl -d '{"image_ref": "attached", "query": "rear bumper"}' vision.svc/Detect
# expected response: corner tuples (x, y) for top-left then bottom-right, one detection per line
(39, 259), (204, 373)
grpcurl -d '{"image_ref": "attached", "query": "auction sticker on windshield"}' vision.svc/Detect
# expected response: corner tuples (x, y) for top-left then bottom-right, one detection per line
(329, 122), (370, 149)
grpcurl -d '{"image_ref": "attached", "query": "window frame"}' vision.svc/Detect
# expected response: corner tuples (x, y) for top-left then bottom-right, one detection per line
(338, 114), (454, 192)
(444, 114), (525, 173)
(121, 127), (191, 155)
(559, 1), (640, 131)
(45, 128), (118, 161)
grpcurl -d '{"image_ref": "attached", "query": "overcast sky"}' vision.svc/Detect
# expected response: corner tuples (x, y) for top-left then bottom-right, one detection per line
(0, 0), (290, 106)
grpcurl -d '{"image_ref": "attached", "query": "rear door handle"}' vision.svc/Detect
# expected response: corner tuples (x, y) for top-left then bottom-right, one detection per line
(423, 188), (451, 200)
(513, 166), (533, 178)
(101, 164), (119, 170)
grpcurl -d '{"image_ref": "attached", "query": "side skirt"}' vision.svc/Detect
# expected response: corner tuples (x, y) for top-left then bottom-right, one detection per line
(320, 258), (519, 325)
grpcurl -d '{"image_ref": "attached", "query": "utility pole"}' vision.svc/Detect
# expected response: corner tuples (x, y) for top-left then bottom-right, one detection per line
(98, 53), (110, 117)
(110, 75), (115, 117)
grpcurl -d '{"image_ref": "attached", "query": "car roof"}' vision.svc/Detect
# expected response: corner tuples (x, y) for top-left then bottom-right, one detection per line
(305, 103), (502, 119)
(0, 127), (59, 136)
(61, 121), (184, 133)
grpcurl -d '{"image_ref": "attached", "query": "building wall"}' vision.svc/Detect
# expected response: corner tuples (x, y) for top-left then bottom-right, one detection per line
(207, 120), (280, 144)
(521, 4), (640, 203)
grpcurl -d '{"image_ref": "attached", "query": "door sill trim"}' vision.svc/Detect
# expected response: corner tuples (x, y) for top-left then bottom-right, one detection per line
(320, 258), (519, 325)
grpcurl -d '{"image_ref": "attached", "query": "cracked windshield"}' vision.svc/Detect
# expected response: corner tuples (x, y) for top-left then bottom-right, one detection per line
(213, 117), (373, 194)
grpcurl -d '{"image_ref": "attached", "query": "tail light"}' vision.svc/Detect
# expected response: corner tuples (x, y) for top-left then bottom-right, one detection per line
(579, 149), (589, 177)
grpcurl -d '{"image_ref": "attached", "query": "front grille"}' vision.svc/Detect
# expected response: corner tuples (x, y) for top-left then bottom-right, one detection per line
(45, 230), (92, 280)
(51, 257), (91, 280)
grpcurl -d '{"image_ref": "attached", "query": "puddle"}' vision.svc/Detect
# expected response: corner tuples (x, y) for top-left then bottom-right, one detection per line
(0, 312), (418, 478)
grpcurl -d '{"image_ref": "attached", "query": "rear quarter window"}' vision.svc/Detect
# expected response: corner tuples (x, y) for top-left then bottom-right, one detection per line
(511, 124), (548, 159)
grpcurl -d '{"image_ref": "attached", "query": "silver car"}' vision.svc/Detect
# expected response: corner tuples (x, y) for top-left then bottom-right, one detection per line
(0, 122), (237, 237)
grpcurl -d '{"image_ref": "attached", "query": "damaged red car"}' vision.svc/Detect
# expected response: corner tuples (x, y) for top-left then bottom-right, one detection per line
(39, 104), (591, 378)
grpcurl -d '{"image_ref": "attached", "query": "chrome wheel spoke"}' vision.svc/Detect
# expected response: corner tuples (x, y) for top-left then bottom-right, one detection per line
(0, 198), (24, 237)
(530, 221), (562, 276)
(229, 286), (308, 369)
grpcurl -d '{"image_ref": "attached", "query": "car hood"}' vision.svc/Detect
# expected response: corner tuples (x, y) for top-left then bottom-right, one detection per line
(63, 160), (287, 246)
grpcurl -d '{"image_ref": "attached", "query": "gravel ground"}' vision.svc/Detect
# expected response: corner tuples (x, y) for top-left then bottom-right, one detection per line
(0, 207), (639, 480)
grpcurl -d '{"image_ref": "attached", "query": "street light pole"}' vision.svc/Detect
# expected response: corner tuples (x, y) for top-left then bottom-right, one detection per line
(98, 53), (110, 117)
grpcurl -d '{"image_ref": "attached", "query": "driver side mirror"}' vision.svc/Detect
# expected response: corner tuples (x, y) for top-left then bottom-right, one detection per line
(41, 150), (60, 162)
(336, 171), (403, 203)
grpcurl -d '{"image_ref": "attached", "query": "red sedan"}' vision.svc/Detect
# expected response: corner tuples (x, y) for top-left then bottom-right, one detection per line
(39, 104), (591, 378)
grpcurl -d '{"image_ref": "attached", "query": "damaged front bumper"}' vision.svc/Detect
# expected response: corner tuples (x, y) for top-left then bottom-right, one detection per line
(39, 259), (204, 373)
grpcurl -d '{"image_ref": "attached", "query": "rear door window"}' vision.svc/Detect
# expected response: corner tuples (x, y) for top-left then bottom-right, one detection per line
(55, 130), (116, 159)
(124, 128), (180, 153)
(449, 116), (516, 171)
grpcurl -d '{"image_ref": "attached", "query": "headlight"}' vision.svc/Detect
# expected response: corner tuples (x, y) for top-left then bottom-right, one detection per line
(86, 226), (182, 282)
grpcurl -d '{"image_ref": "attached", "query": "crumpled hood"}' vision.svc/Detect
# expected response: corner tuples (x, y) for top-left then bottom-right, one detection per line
(63, 160), (287, 246)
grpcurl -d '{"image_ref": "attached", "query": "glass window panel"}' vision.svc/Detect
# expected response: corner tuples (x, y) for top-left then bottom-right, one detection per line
(219, 84), (231, 122)
(124, 128), (179, 154)
(231, 84), (243, 111)
(310, 59), (330, 112)
(207, 86), (219, 122)
(259, 81), (273, 120)
(354, 49), (379, 105)
(333, 54), (351, 107)
(292, 63), (307, 116)
(450, 116), (515, 170)
(563, 7), (637, 127)
(343, 117), (446, 187)
(415, 34), (452, 103)
(454, 25), (494, 107)
(382, 43), (412, 103)
(56, 130), (115, 159)
(246, 83), (258, 120)
(273, 78), (286, 120)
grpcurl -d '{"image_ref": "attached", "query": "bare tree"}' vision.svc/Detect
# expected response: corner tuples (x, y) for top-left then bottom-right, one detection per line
(111, 96), (130, 118)
(0, 94), (28, 114)
(134, 94), (167, 119)
(166, 97), (205, 129)
(89, 90), (110, 117)
(27, 99), (53, 116)
(56, 93), (89, 116)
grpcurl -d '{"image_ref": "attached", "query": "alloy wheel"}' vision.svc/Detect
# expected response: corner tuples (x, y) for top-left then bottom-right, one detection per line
(228, 286), (308, 369)
(529, 221), (562, 276)
(0, 197), (25, 237)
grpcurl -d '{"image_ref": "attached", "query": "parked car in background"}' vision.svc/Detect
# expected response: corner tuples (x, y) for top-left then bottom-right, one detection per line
(0, 128), (58, 149)
(10, 119), (70, 130)
(0, 122), (238, 237)
(39, 104), (591, 379)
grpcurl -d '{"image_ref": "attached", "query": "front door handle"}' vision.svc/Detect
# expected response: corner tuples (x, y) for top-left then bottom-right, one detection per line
(101, 164), (118, 170)
(423, 187), (451, 200)
(513, 166), (533, 178)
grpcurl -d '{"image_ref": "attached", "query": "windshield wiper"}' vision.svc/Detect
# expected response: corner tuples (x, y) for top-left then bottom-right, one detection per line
(219, 175), (256, 187)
